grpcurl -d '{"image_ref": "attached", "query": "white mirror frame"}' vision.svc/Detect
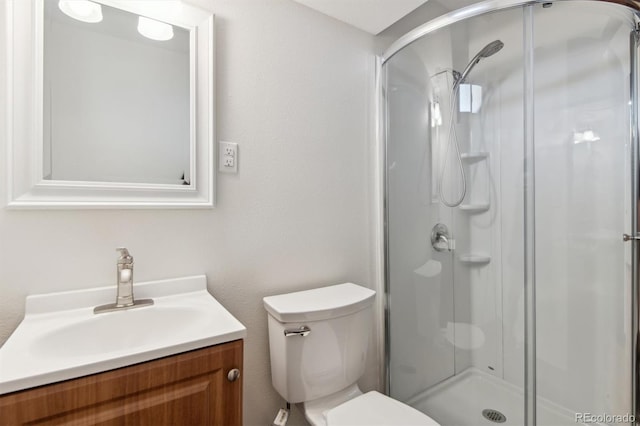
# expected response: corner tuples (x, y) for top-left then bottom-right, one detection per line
(5, 0), (215, 208)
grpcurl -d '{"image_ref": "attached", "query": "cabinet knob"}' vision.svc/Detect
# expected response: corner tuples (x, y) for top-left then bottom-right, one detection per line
(227, 368), (241, 382)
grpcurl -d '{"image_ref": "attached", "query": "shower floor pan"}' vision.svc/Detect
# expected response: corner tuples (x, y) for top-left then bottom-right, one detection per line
(406, 368), (594, 426)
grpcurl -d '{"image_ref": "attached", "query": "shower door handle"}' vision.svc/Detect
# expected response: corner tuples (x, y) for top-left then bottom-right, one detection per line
(623, 234), (640, 242)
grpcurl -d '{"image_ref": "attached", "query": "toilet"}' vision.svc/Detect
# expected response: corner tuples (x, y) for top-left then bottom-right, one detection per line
(263, 283), (440, 426)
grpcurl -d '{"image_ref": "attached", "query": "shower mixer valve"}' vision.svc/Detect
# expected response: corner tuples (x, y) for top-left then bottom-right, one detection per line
(431, 223), (454, 252)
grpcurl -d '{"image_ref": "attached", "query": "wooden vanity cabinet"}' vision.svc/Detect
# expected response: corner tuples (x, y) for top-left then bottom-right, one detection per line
(0, 339), (243, 426)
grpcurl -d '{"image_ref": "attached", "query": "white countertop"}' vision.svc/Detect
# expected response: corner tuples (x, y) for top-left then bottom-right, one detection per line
(0, 275), (246, 395)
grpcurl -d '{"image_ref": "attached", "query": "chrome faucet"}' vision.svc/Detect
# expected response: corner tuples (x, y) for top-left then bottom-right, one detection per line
(116, 247), (134, 306)
(94, 248), (154, 314)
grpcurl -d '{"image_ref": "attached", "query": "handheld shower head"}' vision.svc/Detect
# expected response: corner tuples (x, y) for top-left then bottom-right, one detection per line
(479, 40), (504, 58)
(438, 39), (504, 208)
(455, 40), (504, 87)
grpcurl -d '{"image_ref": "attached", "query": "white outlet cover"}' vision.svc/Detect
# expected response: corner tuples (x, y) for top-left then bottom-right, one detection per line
(219, 141), (238, 174)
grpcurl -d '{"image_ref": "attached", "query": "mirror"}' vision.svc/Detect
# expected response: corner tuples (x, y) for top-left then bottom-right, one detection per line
(43, 1), (191, 186)
(7, 0), (215, 207)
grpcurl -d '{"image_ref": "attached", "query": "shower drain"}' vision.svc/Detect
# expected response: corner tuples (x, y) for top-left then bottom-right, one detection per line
(482, 409), (507, 423)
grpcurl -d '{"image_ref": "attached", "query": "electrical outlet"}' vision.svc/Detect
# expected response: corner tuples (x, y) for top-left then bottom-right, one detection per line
(219, 142), (238, 173)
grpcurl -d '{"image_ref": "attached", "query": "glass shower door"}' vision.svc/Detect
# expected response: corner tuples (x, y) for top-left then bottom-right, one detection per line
(384, 32), (456, 403)
(531, 2), (634, 424)
(385, 7), (529, 425)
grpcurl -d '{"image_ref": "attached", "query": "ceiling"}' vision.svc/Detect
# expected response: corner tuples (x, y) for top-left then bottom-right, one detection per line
(291, 0), (430, 35)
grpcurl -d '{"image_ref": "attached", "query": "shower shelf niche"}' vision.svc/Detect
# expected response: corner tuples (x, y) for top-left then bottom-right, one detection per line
(461, 152), (489, 163)
(459, 255), (491, 265)
(459, 203), (490, 213)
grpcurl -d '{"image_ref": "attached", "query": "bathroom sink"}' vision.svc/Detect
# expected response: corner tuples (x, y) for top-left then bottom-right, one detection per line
(32, 306), (207, 358)
(0, 275), (246, 395)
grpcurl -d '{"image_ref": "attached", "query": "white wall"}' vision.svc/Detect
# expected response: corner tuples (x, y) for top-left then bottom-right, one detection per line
(0, 1), (377, 425)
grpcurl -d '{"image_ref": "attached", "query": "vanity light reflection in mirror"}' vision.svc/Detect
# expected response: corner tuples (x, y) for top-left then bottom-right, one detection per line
(43, 0), (191, 186)
(57, 0), (103, 23)
(138, 16), (174, 41)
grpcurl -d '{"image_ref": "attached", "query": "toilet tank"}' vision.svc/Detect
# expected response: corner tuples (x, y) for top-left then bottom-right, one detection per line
(263, 283), (376, 403)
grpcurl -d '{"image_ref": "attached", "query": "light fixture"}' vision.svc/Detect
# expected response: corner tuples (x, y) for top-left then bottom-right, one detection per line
(58, 0), (103, 23)
(137, 16), (174, 41)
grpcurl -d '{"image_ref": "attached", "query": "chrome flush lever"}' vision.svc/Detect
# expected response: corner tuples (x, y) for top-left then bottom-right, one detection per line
(284, 326), (311, 337)
(623, 234), (640, 242)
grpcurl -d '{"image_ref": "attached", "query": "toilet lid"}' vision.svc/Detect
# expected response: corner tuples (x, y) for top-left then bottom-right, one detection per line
(325, 391), (440, 426)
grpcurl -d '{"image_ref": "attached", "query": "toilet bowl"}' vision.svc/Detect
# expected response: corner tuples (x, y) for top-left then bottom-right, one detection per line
(263, 283), (440, 426)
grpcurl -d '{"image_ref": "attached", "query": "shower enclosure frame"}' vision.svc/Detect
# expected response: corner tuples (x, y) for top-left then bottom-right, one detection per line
(376, 1), (640, 424)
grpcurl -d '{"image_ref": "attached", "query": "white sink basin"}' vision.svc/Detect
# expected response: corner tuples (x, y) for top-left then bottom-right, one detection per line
(0, 275), (246, 395)
(32, 306), (206, 358)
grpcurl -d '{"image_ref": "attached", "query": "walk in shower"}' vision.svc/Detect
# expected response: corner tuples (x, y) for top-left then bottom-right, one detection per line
(381, 1), (638, 424)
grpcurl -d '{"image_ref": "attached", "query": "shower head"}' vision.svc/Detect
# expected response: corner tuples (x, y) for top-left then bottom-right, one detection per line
(455, 40), (504, 87)
(478, 39), (505, 57)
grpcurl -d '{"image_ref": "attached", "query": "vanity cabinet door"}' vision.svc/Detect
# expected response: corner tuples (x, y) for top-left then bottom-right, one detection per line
(0, 340), (243, 426)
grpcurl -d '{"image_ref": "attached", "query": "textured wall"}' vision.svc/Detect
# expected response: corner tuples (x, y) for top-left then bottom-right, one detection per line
(0, 1), (378, 424)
